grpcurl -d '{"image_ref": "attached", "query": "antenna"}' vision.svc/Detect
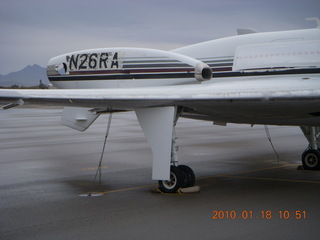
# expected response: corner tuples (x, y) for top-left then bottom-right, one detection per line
(306, 17), (320, 28)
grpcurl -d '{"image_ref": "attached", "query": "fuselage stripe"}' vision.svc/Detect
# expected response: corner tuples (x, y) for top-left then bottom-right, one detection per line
(48, 67), (320, 82)
(49, 72), (195, 81)
(67, 67), (195, 75)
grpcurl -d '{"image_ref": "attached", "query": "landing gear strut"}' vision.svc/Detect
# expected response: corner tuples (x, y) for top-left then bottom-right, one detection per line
(135, 106), (196, 193)
(158, 109), (196, 193)
(301, 126), (320, 170)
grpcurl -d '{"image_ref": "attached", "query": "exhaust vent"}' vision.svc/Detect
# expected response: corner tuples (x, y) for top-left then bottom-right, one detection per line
(195, 62), (212, 81)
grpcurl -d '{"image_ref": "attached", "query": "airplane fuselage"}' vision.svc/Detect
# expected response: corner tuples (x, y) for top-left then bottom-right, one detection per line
(47, 28), (320, 89)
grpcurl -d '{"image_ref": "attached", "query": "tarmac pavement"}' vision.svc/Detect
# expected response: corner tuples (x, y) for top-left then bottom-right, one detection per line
(1, 107), (320, 240)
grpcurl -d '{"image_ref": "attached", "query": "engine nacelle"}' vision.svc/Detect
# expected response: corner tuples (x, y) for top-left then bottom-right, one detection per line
(47, 48), (212, 89)
(194, 62), (213, 81)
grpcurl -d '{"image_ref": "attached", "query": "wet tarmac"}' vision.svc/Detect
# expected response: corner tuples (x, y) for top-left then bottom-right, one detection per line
(1, 107), (320, 240)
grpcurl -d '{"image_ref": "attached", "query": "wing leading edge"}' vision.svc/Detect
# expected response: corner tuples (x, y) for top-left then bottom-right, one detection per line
(1, 75), (320, 126)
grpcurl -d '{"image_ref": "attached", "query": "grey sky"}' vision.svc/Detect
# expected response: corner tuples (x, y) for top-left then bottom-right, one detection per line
(0, 0), (319, 75)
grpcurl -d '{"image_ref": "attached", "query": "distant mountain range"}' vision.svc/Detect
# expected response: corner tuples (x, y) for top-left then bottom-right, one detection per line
(0, 64), (50, 87)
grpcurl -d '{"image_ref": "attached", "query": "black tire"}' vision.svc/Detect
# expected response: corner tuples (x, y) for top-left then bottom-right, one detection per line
(302, 149), (320, 170)
(158, 166), (185, 193)
(178, 165), (195, 188)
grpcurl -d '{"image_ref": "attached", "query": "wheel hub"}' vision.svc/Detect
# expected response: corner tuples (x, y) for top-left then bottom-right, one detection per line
(305, 153), (318, 167)
(162, 173), (177, 190)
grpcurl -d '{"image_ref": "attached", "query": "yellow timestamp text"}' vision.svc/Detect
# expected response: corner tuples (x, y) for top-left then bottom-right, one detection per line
(212, 210), (307, 220)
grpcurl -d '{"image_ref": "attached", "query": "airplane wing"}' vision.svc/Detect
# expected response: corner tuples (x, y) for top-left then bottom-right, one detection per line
(1, 74), (320, 126)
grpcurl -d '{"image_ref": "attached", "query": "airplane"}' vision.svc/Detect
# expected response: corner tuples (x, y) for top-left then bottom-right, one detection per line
(1, 18), (320, 193)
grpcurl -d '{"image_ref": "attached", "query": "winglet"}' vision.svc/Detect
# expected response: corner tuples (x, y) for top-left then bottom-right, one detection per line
(135, 106), (175, 180)
(237, 28), (258, 35)
(306, 17), (320, 28)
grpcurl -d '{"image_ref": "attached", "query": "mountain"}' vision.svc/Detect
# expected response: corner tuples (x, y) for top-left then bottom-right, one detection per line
(0, 64), (50, 87)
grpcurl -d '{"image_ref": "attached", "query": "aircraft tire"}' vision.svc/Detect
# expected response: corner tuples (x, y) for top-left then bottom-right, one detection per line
(302, 149), (320, 170)
(178, 165), (195, 188)
(158, 166), (185, 193)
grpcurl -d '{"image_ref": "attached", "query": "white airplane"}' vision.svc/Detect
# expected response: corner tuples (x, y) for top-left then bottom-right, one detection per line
(1, 19), (320, 193)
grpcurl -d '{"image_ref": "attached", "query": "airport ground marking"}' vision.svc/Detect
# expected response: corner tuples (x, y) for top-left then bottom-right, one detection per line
(199, 163), (300, 180)
(85, 163), (319, 196)
(99, 184), (156, 195)
(82, 166), (108, 171)
(199, 163), (320, 185)
(225, 175), (320, 184)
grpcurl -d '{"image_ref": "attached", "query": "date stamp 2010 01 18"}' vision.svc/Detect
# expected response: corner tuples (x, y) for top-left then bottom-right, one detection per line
(212, 210), (307, 220)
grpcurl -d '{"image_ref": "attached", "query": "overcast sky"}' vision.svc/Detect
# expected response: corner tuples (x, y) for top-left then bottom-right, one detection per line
(0, 0), (319, 75)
